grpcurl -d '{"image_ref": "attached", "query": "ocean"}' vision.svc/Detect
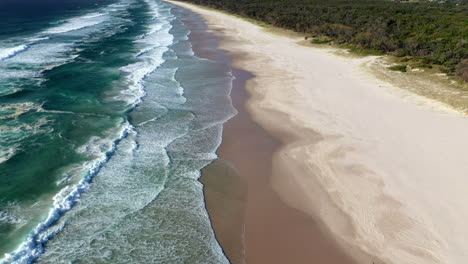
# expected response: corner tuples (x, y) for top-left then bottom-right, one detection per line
(0, 0), (235, 263)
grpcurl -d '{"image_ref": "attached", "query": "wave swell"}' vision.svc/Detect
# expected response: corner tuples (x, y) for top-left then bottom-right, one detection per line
(0, 45), (28, 61)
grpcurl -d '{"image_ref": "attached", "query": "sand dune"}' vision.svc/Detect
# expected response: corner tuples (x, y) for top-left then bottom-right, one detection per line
(166, 1), (468, 263)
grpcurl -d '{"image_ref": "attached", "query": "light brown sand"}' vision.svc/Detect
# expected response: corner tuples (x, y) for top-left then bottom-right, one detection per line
(213, 67), (357, 264)
(168, 1), (468, 264)
(182, 9), (358, 264)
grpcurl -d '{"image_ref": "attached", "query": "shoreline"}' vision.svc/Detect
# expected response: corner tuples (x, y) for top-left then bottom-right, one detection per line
(180, 7), (357, 264)
(169, 1), (468, 264)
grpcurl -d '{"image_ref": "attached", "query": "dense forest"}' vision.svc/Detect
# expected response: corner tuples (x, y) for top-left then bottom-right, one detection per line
(179, 0), (468, 81)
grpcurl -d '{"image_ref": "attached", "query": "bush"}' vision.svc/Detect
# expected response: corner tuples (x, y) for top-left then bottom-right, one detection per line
(311, 37), (332, 44)
(456, 59), (468, 82)
(388, 65), (408, 72)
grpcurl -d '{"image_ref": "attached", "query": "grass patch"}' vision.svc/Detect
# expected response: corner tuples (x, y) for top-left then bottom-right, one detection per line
(387, 65), (407, 72)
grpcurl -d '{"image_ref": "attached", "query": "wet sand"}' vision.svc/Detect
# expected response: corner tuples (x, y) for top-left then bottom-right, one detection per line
(180, 7), (358, 264)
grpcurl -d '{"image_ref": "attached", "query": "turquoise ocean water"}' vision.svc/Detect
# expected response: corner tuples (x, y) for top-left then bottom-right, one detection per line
(0, 0), (234, 263)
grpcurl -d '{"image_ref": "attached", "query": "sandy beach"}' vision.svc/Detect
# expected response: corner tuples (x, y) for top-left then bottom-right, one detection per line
(167, 1), (468, 264)
(182, 9), (356, 264)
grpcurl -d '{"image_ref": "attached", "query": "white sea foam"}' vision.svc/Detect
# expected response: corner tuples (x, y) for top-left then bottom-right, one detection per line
(0, 114), (52, 165)
(9, 43), (77, 70)
(0, 7), (122, 94)
(0, 122), (133, 264)
(0, 147), (18, 164)
(0, 211), (24, 226)
(0, 6), (109, 67)
(107, 2), (130, 11)
(143, 66), (187, 106)
(0, 102), (40, 120)
(116, 2), (175, 106)
(0, 117), (50, 135)
(26, 37), (49, 43)
(0, 69), (37, 80)
(118, 51), (167, 106)
(0, 45), (28, 61)
(43, 13), (107, 35)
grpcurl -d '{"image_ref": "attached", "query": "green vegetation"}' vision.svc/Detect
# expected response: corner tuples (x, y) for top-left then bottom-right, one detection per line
(180, 0), (468, 81)
(388, 64), (408, 72)
(311, 37), (332, 44)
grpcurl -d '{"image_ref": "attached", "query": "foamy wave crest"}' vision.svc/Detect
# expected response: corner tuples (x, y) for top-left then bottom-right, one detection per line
(118, 53), (167, 106)
(0, 45), (29, 61)
(0, 146), (19, 164)
(116, 1), (175, 106)
(27, 37), (50, 43)
(0, 123), (133, 264)
(43, 13), (107, 35)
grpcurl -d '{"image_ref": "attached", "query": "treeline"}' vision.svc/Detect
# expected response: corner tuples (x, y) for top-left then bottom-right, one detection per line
(179, 0), (468, 81)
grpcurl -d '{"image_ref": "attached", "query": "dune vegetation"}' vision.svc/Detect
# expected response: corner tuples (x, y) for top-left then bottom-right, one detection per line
(179, 0), (468, 81)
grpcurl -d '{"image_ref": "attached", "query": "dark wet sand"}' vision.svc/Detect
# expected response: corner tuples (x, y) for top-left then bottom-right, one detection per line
(179, 7), (357, 264)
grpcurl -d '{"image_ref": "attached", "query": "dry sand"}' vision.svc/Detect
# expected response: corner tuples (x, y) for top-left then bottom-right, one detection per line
(167, 1), (468, 264)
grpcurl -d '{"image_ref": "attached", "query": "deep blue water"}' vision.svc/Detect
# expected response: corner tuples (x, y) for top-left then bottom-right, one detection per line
(0, 0), (116, 37)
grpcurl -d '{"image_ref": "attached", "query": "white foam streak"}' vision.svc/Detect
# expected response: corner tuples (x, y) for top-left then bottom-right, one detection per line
(43, 13), (107, 35)
(116, 2), (175, 107)
(0, 147), (18, 164)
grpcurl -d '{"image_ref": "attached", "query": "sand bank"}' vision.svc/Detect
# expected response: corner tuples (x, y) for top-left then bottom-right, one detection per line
(167, 1), (468, 264)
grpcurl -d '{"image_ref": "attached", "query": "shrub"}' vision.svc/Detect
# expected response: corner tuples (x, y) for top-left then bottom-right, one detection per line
(456, 59), (468, 82)
(388, 65), (408, 72)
